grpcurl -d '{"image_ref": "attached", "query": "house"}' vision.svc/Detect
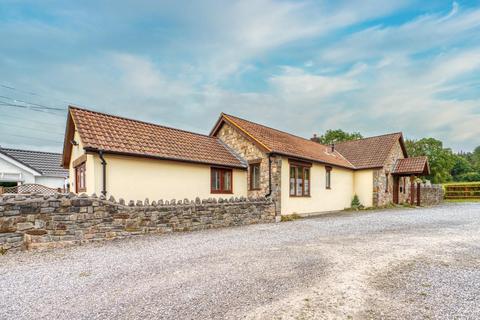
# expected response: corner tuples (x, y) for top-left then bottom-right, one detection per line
(0, 147), (68, 191)
(62, 106), (430, 215)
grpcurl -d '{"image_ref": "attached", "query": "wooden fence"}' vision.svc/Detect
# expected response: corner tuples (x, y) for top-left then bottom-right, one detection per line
(444, 183), (480, 200)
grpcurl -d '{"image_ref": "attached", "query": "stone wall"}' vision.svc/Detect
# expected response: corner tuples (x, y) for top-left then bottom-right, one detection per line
(216, 122), (282, 215)
(416, 184), (444, 206)
(0, 193), (276, 254)
(373, 141), (406, 206)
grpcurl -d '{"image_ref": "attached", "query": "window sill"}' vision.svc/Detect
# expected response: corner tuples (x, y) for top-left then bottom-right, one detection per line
(211, 191), (233, 194)
(249, 188), (261, 191)
(289, 195), (311, 198)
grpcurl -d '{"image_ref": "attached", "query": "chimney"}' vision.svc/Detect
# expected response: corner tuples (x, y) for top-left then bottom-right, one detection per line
(311, 133), (318, 142)
(330, 143), (335, 152)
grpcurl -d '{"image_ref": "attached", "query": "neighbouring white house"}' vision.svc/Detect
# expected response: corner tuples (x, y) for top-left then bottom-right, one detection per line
(0, 147), (68, 190)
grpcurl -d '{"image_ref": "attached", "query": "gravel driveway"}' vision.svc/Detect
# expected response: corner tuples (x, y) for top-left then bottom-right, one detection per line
(1, 203), (479, 319)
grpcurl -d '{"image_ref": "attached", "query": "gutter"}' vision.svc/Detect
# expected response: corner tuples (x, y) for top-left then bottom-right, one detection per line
(98, 150), (107, 196)
(265, 153), (273, 198)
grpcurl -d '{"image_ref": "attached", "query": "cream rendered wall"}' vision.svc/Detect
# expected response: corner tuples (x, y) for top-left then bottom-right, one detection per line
(353, 170), (373, 207)
(280, 157), (355, 215)
(88, 153), (248, 201)
(68, 131), (95, 193)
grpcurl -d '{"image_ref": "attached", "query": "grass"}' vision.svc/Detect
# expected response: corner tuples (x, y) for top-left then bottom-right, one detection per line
(445, 198), (480, 203)
(281, 213), (302, 222)
(442, 181), (480, 186)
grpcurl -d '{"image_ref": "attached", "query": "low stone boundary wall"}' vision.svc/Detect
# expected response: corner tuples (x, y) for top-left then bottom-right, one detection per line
(0, 193), (276, 253)
(418, 184), (444, 206)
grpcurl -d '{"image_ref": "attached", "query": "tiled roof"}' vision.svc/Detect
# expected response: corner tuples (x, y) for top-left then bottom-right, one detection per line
(212, 114), (355, 169)
(0, 147), (68, 177)
(334, 133), (405, 169)
(68, 106), (246, 168)
(393, 156), (429, 175)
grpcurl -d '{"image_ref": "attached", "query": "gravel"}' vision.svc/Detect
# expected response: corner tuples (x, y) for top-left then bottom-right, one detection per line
(1, 203), (479, 319)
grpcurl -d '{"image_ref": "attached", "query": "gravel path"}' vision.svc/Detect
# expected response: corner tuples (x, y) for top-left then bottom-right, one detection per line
(1, 203), (479, 319)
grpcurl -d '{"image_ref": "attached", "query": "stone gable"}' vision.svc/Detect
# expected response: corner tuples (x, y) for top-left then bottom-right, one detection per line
(215, 123), (282, 215)
(373, 140), (406, 206)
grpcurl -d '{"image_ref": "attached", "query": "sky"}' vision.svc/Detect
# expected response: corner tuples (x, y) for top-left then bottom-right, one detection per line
(0, 0), (479, 153)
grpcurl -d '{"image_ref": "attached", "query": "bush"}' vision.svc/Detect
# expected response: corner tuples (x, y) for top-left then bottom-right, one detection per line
(351, 195), (363, 210)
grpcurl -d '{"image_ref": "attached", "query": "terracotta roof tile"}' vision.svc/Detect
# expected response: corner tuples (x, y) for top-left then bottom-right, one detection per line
(216, 114), (355, 169)
(69, 106), (246, 168)
(334, 133), (405, 169)
(393, 156), (429, 175)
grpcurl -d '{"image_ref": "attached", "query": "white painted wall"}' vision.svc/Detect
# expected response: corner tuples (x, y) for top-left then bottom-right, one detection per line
(35, 176), (66, 189)
(0, 156), (36, 183)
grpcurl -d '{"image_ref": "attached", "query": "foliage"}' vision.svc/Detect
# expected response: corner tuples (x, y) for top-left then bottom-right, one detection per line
(350, 195), (363, 210)
(311, 129), (363, 145)
(280, 213), (302, 222)
(405, 138), (457, 183)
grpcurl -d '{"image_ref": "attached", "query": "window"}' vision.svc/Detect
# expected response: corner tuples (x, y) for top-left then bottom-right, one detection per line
(211, 167), (233, 193)
(325, 166), (332, 189)
(249, 162), (261, 190)
(75, 162), (86, 193)
(289, 163), (311, 197)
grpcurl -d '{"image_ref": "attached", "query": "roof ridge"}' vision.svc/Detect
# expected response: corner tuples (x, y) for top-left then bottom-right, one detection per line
(335, 132), (402, 145)
(0, 147), (61, 155)
(222, 113), (330, 148)
(69, 105), (215, 139)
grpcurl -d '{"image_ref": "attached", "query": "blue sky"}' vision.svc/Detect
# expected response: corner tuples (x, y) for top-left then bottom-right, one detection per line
(1, 0), (479, 152)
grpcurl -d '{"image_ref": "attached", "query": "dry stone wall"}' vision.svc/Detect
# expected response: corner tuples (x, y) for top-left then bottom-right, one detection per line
(0, 193), (275, 254)
(416, 184), (444, 206)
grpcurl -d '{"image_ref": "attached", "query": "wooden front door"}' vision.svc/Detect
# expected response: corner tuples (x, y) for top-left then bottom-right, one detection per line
(393, 176), (399, 204)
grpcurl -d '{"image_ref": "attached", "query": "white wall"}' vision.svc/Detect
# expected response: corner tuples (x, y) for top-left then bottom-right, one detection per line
(0, 156), (36, 184)
(280, 157), (355, 215)
(35, 176), (66, 189)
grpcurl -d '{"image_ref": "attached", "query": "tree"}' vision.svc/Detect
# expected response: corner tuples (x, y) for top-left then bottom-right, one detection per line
(451, 155), (473, 178)
(405, 138), (456, 183)
(311, 129), (363, 145)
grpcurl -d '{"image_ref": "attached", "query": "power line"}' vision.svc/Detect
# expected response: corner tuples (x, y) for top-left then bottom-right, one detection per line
(0, 112), (64, 126)
(0, 83), (78, 106)
(0, 121), (64, 136)
(0, 95), (66, 111)
(0, 103), (65, 116)
(2, 133), (62, 144)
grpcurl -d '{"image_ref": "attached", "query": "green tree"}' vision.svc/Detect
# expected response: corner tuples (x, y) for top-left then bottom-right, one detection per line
(451, 155), (473, 178)
(311, 129), (363, 145)
(405, 138), (456, 183)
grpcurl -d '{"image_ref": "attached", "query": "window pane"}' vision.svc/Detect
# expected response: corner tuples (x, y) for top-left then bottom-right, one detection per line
(290, 166), (295, 195)
(211, 170), (220, 190)
(296, 167), (303, 196)
(251, 164), (260, 189)
(326, 170), (331, 189)
(304, 168), (310, 195)
(224, 170), (231, 191)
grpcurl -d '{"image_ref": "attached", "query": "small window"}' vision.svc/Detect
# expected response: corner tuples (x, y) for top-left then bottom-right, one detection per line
(325, 166), (332, 189)
(211, 168), (233, 194)
(75, 162), (86, 193)
(249, 163), (261, 190)
(289, 164), (310, 197)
